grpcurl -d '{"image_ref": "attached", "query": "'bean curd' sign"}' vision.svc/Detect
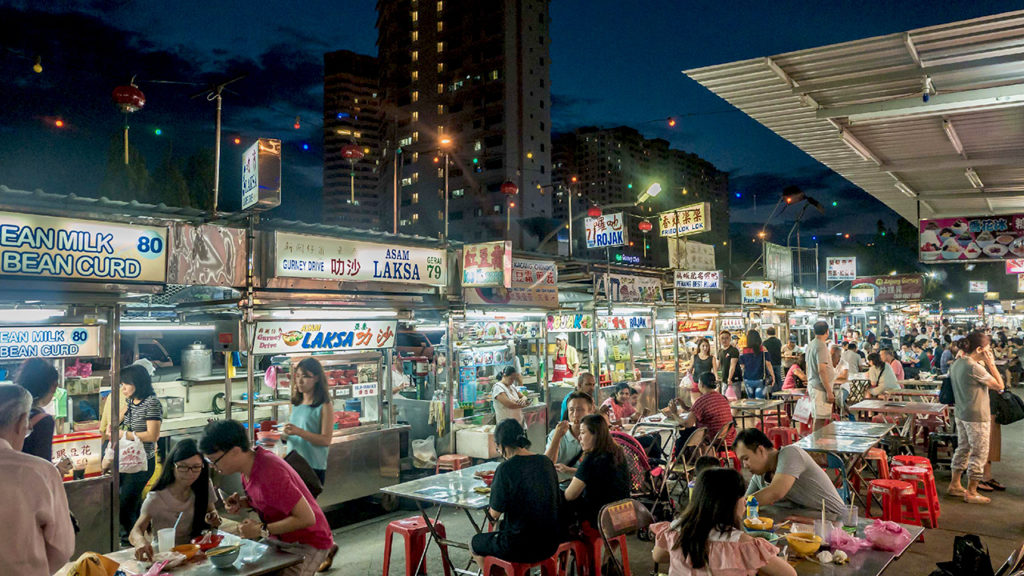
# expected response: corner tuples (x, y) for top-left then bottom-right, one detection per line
(252, 320), (397, 355)
(274, 231), (446, 287)
(0, 211), (167, 283)
(0, 325), (101, 359)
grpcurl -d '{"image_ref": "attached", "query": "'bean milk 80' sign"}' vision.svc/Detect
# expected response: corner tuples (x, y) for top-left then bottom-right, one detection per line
(0, 325), (101, 359)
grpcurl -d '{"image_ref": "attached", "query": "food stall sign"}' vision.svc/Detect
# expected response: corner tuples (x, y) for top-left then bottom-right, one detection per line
(584, 213), (627, 248)
(677, 319), (712, 333)
(274, 231), (446, 287)
(741, 280), (775, 305)
(919, 214), (1024, 263)
(0, 325), (101, 360)
(674, 270), (721, 290)
(969, 280), (988, 293)
(826, 257), (856, 281)
(464, 258), (557, 308)
(252, 320), (397, 355)
(599, 273), (664, 303)
(720, 317), (745, 331)
(241, 138), (282, 212)
(849, 287), (876, 305)
(1007, 259), (1024, 274)
(850, 274), (923, 302)
(352, 381), (379, 398)
(546, 313), (592, 333)
(462, 241), (512, 288)
(659, 203), (710, 237)
(597, 315), (650, 330)
(0, 211), (167, 283)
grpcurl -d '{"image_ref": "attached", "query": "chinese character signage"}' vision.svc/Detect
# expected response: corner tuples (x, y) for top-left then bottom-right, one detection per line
(677, 319), (712, 333)
(919, 214), (1024, 262)
(274, 231), (446, 287)
(599, 274), (664, 303)
(0, 325), (101, 360)
(464, 258), (558, 308)
(546, 313), (593, 332)
(1007, 259), (1024, 274)
(720, 317), (745, 331)
(969, 280), (988, 293)
(826, 257), (857, 281)
(674, 270), (721, 290)
(0, 211), (168, 283)
(252, 320), (397, 355)
(462, 241), (512, 287)
(741, 280), (775, 305)
(241, 138), (282, 212)
(584, 212), (627, 248)
(849, 287), (875, 305)
(659, 203), (711, 237)
(850, 274), (923, 302)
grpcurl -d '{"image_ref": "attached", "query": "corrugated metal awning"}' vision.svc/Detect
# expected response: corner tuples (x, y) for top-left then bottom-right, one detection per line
(685, 10), (1024, 222)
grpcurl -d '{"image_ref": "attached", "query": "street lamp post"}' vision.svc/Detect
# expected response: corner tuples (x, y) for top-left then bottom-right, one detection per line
(440, 137), (453, 241)
(568, 176), (578, 259)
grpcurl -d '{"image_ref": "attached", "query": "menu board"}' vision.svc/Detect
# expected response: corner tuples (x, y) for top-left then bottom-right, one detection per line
(919, 214), (1024, 262)
(0, 325), (101, 360)
(599, 274), (664, 303)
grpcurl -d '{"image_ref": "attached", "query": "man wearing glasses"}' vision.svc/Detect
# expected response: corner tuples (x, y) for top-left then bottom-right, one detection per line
(200, 420), (335, 576)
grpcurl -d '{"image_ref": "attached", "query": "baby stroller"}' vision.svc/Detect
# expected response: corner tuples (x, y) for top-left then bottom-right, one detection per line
(611, 430), (677, 526)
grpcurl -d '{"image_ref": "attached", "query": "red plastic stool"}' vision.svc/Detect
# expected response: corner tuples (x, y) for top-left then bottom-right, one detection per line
(892, 465), (940, 527)
(869, 479), (924, 534)
(852, 447), (889, 495)
(719, 450), (741, 473)
(892, 455), (931, 470)
(580, 524), (630, 576)
(436, 454), (472, 473)
(766, 427), (800, 449)
(382, 516), (451, 576)
(481, 556), (556, 576)
(553, 540), (589, 576)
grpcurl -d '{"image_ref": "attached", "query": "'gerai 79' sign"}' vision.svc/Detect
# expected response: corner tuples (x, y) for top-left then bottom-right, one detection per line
(585, 213), (627, 248)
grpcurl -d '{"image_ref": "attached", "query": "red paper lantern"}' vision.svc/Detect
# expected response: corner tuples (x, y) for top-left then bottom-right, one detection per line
(638, 220), (653, 233)
(112, 84), (145, 114)
(587, 206), (602, 218)
(501, 181), (518, 195)
(341, 144), (365, 160)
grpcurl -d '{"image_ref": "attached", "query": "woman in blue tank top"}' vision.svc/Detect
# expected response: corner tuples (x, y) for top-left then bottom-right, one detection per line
(282, 357), (334, 484)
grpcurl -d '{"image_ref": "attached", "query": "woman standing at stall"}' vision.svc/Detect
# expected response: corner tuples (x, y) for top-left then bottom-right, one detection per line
(283, 357), (334, 485)
(114, 364), (163, 543)
(738, 331), (774, 399)
(492, 366), (529, 425)
(689, 339), (715, 385)
(15, 359), (71, 474)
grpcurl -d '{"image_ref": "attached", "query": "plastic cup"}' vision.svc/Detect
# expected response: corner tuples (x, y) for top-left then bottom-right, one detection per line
(158, 528), (176, 553)
(844, 505), (859, 528)
(813, 519), (830, 545)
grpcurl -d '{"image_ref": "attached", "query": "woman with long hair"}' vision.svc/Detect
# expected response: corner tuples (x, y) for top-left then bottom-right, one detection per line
(782, 355), (806, 390)
(114, 363), (163, 543)
(283, 357), (334, 485)
(652, 467), (795, 576)
(738, 330), (774, 399)
(15, 358), (71, 474)
(564, 414), (630, 527)
(129, 439), (220, 560)
(865, 352), (899, 397)
(470, 419), (561, 565)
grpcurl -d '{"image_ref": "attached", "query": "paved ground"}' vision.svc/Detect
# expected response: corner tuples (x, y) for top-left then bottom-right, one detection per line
(322, 407), (1024, 575)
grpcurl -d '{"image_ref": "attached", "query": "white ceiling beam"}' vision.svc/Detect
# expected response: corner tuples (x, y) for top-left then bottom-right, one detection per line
(817, 83), (1024, 123)
(879, 153), (1024, 172)
(916, 190), (1024, 201)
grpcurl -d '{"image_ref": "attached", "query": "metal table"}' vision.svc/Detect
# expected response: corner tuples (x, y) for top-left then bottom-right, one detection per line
(760, 506), (924, 576)
(731, 398), (785, 429)
(881, 388), (940, 399)
(849, 400), (947, 447)
(794, 422), (893, 509)
(898, 379), (939, 389)
(631, 415), (687, 459)
(76, 532), (301, 576)
(822, 420), (895, 438)
(771, 390), (806, 420)
(381, 461), (499, 575)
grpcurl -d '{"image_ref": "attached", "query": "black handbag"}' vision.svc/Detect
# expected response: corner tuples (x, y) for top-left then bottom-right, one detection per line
(283, 450), (324, 498)
(990, 389), (1024, 425)
(935, 534), (994, 576)
(939, 376), (956, 406)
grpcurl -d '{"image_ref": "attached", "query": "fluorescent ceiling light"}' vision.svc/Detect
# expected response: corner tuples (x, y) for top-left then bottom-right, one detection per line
(465, 310), (544, 321)
(413, 324), (445, 331)
(965, 168), (984, 189)
(942, 120), (965, 157)
(894, 181), (917, 198)
(839, 129), (880, 165)
(264, 309), (398, 320)
(121, 324), (216, 332)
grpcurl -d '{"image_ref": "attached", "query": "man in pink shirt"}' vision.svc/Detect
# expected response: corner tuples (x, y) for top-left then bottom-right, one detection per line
(0, 385), (75, 576)
(200, 420), (336, 576)
(881, 348), (905, 380)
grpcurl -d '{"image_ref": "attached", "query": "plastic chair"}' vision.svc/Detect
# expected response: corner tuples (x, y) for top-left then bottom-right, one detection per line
(579, 523), (627, 576)
(553, 539), (589, 576)
(670, 427), (707, 485)
(435, 454), (471, 473)
(853, 447), (890, 495)
(707, 421), (740, 472)
(892, 465), (940, 528)
(766, 426), (799, 449)
(593, 499), (655, 576)
(480, 556), (556, 576)
(826, 453), (852, 505)
(382, 516), (451, 576)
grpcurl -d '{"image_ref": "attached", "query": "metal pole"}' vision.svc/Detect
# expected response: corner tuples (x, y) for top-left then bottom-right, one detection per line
(108, 304), (121, 552)
(443, 152), (449, 241)
(393, 148), (399, 235)
(212, 92), (222, 219)
(567, 186), (574, 260)
(349, 161), (356, 204)
(244, 214), (258, 438)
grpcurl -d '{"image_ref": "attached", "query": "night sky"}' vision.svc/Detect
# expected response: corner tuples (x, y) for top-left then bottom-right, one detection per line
(1, 0), (1020, 243)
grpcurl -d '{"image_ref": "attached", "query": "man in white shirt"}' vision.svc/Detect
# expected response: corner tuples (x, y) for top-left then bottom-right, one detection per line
(0, 384), (75, 575)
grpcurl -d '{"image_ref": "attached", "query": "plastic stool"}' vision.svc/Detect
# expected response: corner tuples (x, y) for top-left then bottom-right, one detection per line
(581, 524), (630, 576)
(383, 516), (451, 576)
(435, 454), (471, 473)
(892, 465), (940, 527)
(892, 455), (931, 470)
(719, 450), (741, 473)
(766, 427), (799, 449)
(869, 479), (924, 532)
(553, 540), (589, 576)
(852, 447), (889, 495)
(481, 556), (556, 576)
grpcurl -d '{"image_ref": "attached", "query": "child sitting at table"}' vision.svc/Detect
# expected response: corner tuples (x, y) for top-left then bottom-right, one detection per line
(652, 467), (796, 576)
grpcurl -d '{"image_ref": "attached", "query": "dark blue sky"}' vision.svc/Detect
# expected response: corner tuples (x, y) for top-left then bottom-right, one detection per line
(1, 0), (1019, 235)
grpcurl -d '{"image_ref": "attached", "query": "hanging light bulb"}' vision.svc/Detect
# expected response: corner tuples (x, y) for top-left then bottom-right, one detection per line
(294, 116), (301, 130)
(33, 55), (42, 74)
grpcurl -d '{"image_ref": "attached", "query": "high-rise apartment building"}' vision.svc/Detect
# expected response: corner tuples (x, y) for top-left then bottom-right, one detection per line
(551, 126), (730, 265)
(323, 50), (383, 228)
(376, 0), (552, 246)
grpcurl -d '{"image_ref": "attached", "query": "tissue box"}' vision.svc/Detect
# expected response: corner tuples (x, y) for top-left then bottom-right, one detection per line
(456, 425), (498, 459)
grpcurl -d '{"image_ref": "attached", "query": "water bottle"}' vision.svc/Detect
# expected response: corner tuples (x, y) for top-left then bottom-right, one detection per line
(746, 496), (759, 520)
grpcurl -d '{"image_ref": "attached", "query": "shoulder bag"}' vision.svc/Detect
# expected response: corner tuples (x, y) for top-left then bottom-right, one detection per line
(990, 388), (1024, 425)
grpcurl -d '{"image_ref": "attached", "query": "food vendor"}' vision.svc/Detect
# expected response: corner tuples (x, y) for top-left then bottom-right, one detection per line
(552, 334), (580, 383)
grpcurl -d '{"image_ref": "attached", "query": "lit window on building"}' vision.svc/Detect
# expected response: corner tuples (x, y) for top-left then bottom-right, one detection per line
(437, 41), (444, 53)
(412, 213), (419, 222)
(411, 70), (418, 81)
(437, 62), (444, 73)
(411, 152), (419, 162)
(412, 172), (420, 182)
(437, 1), (443, 11)
(437, 210), (443, 220)
(437, 104), (445, 115)
(411, 193), (419, 204)
(474, 140), (483, 151)
(412, 10), (418, 22)
(412, 31), (419, 42)
(412, 90), (419, 102)
(401, 177), (413, 187)
(413, 131), (419, 143)
(400, 136), (413, 147)
(411, 111), (419, 122)
(437, 21), (443, 32)
(437, 83), (444, 94)
(452, 188), (465, 197)
(412, 51), (419, 62)
(489, 70), (499, 80)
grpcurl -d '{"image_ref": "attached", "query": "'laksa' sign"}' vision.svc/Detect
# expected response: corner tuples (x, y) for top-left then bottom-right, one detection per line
(274, 231), (446, 286)
(252, 320), (397, 355)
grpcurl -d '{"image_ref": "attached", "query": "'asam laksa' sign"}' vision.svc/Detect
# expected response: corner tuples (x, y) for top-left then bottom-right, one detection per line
(273, 231), (446, 286)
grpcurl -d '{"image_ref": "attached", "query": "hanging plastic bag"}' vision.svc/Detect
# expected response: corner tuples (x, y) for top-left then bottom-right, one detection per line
(864, 519), (912, 551)
(793, 396), (813, 424)
(412, 435), (437, 468)
(102, 431), (147, 474)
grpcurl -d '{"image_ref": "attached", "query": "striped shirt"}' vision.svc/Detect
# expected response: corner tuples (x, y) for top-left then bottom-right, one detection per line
(122, 395), (162, 458)
(690, 391), (735, 445)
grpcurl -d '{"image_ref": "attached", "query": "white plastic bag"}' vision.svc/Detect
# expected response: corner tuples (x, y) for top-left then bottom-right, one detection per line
(412, 435), (437, 469)
(679, 373), (695, 391)
(103, 431), (147, 474)
(793, 396), (813, 424)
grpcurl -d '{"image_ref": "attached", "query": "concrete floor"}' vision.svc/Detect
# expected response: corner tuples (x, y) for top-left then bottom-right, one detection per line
(323, 412), (1024, 576)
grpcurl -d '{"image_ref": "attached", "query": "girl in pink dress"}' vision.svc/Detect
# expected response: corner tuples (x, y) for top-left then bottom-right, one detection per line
(651, 468), (795, 576)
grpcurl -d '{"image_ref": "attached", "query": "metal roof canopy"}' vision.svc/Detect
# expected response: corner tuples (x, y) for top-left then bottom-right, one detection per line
(685, 10), (1024, 222)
